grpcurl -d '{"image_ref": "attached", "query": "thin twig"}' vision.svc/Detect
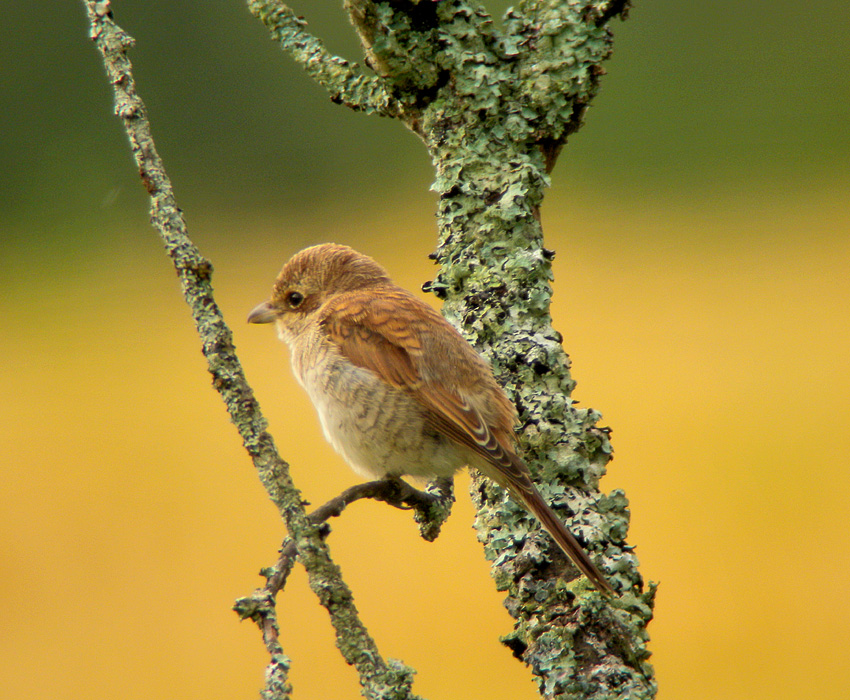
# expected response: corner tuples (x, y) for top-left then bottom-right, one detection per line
(248, 0), (402, 116)
(82, 3), (422, 699)
(246, 478), (455, 606)
(235, 477), (452, 697)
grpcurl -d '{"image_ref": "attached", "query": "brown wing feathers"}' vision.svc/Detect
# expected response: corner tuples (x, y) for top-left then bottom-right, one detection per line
(321, 293), (422, 389)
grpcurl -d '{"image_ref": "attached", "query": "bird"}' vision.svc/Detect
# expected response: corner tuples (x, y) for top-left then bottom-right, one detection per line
(248, 243), (613, 594)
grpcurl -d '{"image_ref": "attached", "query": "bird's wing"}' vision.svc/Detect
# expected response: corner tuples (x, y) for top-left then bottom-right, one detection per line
(319, 289), (425, 389)
(319, 288), (527, 484)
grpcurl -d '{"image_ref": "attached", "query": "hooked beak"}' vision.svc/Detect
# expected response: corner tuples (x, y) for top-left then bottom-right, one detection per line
(247, 300), (277, 324)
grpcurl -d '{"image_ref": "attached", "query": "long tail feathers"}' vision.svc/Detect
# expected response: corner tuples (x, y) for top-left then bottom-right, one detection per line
(515, 485), (614, 595)
(479, 453), (614, 595)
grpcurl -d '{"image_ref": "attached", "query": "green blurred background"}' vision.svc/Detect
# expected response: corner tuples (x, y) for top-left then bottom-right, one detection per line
(2, 1), (849, 699)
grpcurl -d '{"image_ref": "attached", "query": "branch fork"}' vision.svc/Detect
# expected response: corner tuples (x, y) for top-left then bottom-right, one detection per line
(83, 0), (654, 697)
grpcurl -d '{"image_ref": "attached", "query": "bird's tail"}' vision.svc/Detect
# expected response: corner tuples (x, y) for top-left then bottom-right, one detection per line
(514, 482), (614, 595)
(480, 456), (614, 595)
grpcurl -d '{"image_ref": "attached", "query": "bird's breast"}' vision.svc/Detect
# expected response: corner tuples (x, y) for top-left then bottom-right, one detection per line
(287, 330), (465, 480)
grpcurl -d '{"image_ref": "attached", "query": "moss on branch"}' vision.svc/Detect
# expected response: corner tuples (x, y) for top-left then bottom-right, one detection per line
(249, 0), (402, 115)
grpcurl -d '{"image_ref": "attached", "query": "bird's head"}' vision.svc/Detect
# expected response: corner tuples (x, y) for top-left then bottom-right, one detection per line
(247, 243), (392, 338)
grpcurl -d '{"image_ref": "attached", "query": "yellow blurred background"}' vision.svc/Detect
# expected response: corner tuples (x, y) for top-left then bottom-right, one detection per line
(2, 2), (849, 699)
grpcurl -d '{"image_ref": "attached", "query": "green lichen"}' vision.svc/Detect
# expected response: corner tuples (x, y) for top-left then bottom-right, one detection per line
(249, 0), (401, 115)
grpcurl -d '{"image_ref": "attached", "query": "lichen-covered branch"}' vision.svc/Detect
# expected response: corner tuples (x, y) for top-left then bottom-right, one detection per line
(500, 0), (622, 147)
(249, 0), (401, 116)
(342, 0), (443, 94)
(82, 3), (422, 699)
(250, 1), (656, 698)
(236, 478), (451, 699)
(86, 0), (654, 695)
(234, 477), (454, 664)
(248, 478), (456, 606)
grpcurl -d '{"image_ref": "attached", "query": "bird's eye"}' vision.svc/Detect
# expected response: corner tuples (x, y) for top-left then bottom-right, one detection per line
(286, 291), (305, 309)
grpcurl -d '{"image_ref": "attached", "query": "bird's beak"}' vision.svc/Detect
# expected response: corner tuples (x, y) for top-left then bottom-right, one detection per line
(247, 300), (277, 324)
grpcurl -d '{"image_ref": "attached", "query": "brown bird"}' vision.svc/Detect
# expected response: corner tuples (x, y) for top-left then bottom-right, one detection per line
(248, 243), (612, 594)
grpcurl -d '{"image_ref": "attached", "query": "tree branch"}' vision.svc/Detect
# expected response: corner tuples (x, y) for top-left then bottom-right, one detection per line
(342, 0), (443, 94)
(249, 0), (402, 116)
(83, 3), (423, 699)
(235, 478), (454, 629)
(500, 0), (631, 162)
(234, 477), (452, 699)
(86, 0), (654, 696)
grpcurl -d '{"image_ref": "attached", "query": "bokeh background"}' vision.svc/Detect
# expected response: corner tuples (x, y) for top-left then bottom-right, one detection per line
(2, 1), (849, 699)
